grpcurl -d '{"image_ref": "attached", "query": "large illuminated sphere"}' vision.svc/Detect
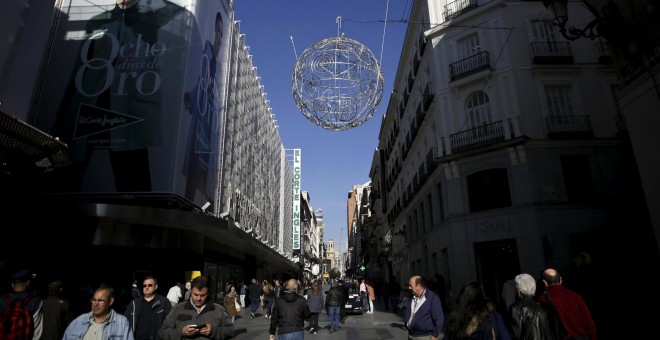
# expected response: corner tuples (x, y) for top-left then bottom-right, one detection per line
(292, 36), (384, 131)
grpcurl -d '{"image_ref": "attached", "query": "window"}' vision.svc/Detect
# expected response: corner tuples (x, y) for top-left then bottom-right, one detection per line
(420, 202), (426, 233)
(436, 182), (445, 221)
(467, 168), (512, 212)
(561, 155), (595, 203)
(532, 20), (559, 42)
(457, 34), (480, 59)
(545, 86), (574, 116)
(467, 91), (492, 127)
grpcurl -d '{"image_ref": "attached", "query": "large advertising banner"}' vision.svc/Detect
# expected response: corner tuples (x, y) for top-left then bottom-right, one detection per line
(32, 0), (229, 211)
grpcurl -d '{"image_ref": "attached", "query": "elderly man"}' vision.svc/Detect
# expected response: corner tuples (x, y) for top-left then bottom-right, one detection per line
(538, 268), (596, 340)
(510, 273), (554, 340)
(404, 275), (444, 340)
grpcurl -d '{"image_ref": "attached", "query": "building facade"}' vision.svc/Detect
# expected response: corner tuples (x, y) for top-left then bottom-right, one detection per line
(367, 1), (658, 338)
(0, 0), (299, 296)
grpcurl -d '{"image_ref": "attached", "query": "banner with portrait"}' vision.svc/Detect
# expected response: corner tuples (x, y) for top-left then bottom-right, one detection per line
(32, 0), (230, 212)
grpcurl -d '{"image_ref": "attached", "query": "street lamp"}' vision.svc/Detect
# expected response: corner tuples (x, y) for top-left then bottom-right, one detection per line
(542, 0), (619, 41)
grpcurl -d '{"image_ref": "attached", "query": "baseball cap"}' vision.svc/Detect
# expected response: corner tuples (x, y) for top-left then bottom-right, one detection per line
(11, 269), (32, 283)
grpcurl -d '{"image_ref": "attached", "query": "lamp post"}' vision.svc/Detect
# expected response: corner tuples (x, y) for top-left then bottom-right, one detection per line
(542, 0), (621, 41)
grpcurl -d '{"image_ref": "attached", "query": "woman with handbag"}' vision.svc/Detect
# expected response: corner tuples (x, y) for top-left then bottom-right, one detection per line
(223, 285), (240, 325)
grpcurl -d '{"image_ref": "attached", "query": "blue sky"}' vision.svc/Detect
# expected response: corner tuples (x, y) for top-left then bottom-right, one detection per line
(233, 1), (411, 251)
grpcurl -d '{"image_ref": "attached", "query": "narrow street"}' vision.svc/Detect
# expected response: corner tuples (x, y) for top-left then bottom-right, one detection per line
(233, 287), (410, 340)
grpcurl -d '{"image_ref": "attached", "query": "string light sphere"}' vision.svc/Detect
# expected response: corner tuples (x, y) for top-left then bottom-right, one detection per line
(292, 35), (384, 131)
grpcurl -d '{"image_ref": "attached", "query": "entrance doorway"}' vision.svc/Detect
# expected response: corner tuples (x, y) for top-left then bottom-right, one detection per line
(474, 238), (519, 313)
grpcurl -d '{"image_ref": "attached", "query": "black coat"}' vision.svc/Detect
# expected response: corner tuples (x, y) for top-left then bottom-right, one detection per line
(510, 296), (554, 340)
(247, 282), (261, 300)
(268, 292), (310, 336)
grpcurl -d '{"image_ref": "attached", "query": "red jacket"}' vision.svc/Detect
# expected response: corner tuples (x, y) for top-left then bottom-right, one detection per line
(538, 285), (597, 340)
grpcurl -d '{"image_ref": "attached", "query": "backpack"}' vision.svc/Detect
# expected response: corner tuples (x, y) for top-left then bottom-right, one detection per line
(0, 294), (34, 340)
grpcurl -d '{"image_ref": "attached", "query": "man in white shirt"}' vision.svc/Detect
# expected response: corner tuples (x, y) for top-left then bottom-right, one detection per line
(167, 283), (183, 307)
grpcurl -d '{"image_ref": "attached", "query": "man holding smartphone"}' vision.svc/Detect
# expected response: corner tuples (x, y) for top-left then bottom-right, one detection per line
(159, 276), (232, 339)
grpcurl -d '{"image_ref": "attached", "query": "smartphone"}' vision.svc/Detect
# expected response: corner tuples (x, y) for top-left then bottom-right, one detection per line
(190, 324), (204, 329)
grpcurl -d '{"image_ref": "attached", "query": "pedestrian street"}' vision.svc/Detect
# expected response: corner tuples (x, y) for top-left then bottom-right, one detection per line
(232, 301), (409, 339)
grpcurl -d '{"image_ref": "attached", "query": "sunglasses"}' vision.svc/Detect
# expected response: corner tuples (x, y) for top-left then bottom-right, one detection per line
(143, 284), (154, 288)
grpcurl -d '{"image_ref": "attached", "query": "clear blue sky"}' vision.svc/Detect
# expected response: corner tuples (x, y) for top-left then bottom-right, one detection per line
(233, 0), (411, 251)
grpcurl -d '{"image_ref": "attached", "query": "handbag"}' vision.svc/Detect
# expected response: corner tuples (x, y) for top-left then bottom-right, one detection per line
(542, 292), (590, 340)
(234, 299), (242, 312)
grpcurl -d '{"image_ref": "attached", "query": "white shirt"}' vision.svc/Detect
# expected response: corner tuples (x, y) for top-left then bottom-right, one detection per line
(167, 286), (182, 303)
(408, 289), (427, 325)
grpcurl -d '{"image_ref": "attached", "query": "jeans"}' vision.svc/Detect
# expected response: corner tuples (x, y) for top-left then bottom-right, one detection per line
(328, 306), (341, 331)
(250, 298), (260, 314)
(240, 294), (246, 308)
(278, 331), (304, 340)
(308, 312), (319, 330)
(264, 299), (273, 316)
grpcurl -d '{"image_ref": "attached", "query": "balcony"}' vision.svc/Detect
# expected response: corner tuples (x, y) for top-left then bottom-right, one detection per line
(449, 51), (491, 81)
(531, 42), (574, 64)
(545, 115), (593, 139)
(449, 120), (505, 153)
(443, 0), (478, 22)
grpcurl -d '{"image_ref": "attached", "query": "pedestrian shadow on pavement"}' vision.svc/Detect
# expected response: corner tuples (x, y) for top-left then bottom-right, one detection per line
(233, 327), (248, 337)
(390, 322), (407, 330)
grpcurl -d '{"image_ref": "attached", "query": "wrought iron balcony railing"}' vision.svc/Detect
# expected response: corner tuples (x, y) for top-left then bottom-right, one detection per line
(531, 42), (574, 64)
(449, 51), (491, 81)
(450, 120), (505, 153)
(443, 0), (478, 22)
(545, 115), (593, 138)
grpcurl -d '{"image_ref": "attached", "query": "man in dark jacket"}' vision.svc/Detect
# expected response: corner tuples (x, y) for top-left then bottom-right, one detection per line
(124, 275), (171, 340)
(268, 279), (310, 340)
(404, 275), (444, 340)
(337, 280), (349, 323)
(325, 281), (344, 333)
(247, 278), (261, 318)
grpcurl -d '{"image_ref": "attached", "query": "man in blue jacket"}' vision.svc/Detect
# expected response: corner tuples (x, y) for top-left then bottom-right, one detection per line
(404, 275), (445, 340)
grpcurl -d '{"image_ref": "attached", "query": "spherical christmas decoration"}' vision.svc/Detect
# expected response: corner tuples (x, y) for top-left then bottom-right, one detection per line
(292, 35), (384, 131)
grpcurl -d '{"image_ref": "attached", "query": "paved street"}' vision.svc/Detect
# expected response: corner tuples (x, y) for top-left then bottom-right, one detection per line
(231, 302), (408, 340)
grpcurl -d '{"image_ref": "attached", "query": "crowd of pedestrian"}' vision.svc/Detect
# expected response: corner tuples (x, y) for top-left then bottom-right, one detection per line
(0, 270), (279, 340)
(1, 266), (597, 340)
(400, 269), (596, 340)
